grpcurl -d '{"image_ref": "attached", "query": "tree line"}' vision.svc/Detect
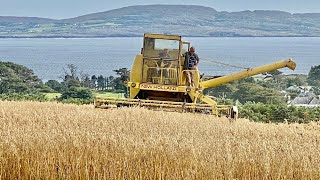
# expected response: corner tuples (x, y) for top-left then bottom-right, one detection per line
(45, 64), (130, 93)
(0, 62), (130, 103)
(1, 61), (320, 123)
(204, 66), (320, 122)
(204, 67), (320, 104)
(44, 64), (130, 102)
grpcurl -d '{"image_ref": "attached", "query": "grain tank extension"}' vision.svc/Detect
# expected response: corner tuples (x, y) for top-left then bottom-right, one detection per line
(95, 34), (296, 119)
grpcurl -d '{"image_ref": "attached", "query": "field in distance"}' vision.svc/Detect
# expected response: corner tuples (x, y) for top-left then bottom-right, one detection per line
(44, 92), (124, 100)
(0, 101), (320, 179)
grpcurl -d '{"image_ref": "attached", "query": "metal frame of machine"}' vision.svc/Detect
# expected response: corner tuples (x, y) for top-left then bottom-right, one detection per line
(95, 33), (297, 119)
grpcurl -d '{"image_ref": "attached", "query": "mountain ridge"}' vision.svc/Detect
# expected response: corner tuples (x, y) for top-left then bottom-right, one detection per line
(1, 5), (320, 37)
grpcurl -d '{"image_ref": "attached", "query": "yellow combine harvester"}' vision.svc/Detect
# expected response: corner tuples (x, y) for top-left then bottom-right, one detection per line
(95, 34), (296, 119)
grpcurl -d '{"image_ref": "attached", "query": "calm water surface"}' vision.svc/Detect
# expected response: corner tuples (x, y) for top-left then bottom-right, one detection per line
(0, 37), (319, 81)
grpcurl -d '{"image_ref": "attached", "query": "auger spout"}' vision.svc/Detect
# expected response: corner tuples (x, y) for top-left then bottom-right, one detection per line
(200, 59), (296, 89)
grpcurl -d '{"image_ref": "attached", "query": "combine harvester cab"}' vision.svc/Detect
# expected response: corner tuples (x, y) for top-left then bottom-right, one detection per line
(95, 34), (297, 119)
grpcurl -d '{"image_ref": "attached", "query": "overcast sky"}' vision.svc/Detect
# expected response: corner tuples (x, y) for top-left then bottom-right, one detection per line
(1, 0), (319, 19)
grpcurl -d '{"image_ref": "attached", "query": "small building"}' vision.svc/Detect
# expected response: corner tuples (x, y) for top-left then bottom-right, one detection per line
(290, 92), (320, 107)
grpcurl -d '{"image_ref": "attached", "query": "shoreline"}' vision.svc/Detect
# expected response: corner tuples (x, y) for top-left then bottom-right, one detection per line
(1, 35), (320, 39)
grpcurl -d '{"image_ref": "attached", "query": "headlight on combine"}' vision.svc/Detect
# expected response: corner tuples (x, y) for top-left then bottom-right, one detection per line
(131, 83), (136, 88)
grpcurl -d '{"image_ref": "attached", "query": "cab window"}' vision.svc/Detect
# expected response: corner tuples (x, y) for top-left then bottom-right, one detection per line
(143, 38), (179, 59)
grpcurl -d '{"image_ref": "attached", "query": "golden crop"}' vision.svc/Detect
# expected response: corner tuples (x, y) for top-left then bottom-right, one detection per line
(0, 101), (320, 179)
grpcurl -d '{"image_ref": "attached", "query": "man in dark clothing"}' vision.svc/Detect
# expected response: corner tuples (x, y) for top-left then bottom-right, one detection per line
(184, 46), (199, 87)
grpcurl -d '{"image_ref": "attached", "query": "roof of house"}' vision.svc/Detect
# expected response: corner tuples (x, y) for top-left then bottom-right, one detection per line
(309, 98), (320, 105)
(291, 96), (320, 106)
(291, 96), (314, 105)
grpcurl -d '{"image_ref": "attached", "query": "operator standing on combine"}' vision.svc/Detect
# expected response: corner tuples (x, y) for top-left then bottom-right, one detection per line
(184, 46), (199, 87)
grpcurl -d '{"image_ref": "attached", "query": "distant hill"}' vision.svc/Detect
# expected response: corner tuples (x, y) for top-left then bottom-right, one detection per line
(0, 16), (56, 23)
(1, 5), (320, 37)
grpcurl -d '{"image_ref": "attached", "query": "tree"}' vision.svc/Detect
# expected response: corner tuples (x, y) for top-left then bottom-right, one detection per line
(267, 70), (283, 77)
(265, 70), (284, 89)
(60, 87), (93, 99)
(61, 64), (82, 88)
(284, 76), (305, 88)
(0, 62), (43, 94)
(307, 65), (320, 87)
(64, 64), (78, 80)
(97, 75), (106, 90)
(237, 77), (255, 84)
(45, 80), (65, 93)
(113, 78), (126, 91)
(81, 75), (91, 88)
(107, 76), (114, 90)
(64, 78), (81, 88)
(79, 72), (91, 88)
(313, 87), (320, 95)
(231, 83), (286, 104)
(91, 75), (97, 89)
(204, 83), (236, 99)
(112, 68), (130, 96)
(113, 68), (130, 82)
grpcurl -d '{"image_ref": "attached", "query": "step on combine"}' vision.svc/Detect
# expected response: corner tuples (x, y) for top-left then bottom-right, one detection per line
(95, 34), (297, 119)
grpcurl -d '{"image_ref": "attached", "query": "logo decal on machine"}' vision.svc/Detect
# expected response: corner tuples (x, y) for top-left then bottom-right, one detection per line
(140, 84), (177, 91)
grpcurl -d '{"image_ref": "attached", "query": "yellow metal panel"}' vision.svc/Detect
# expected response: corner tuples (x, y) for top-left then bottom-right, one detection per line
(129, 54), (143, 98)
(188, 91), (218, 114)
(144, 33), (181, 41)
(188, 91), (217, 105)
(177, 86), (187, 93)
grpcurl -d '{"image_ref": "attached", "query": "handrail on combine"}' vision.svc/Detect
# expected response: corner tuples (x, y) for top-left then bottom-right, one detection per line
(145, 67), (178, 85)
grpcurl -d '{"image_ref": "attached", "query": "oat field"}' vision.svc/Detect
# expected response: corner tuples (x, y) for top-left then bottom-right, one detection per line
(0, 101), (320, 179)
